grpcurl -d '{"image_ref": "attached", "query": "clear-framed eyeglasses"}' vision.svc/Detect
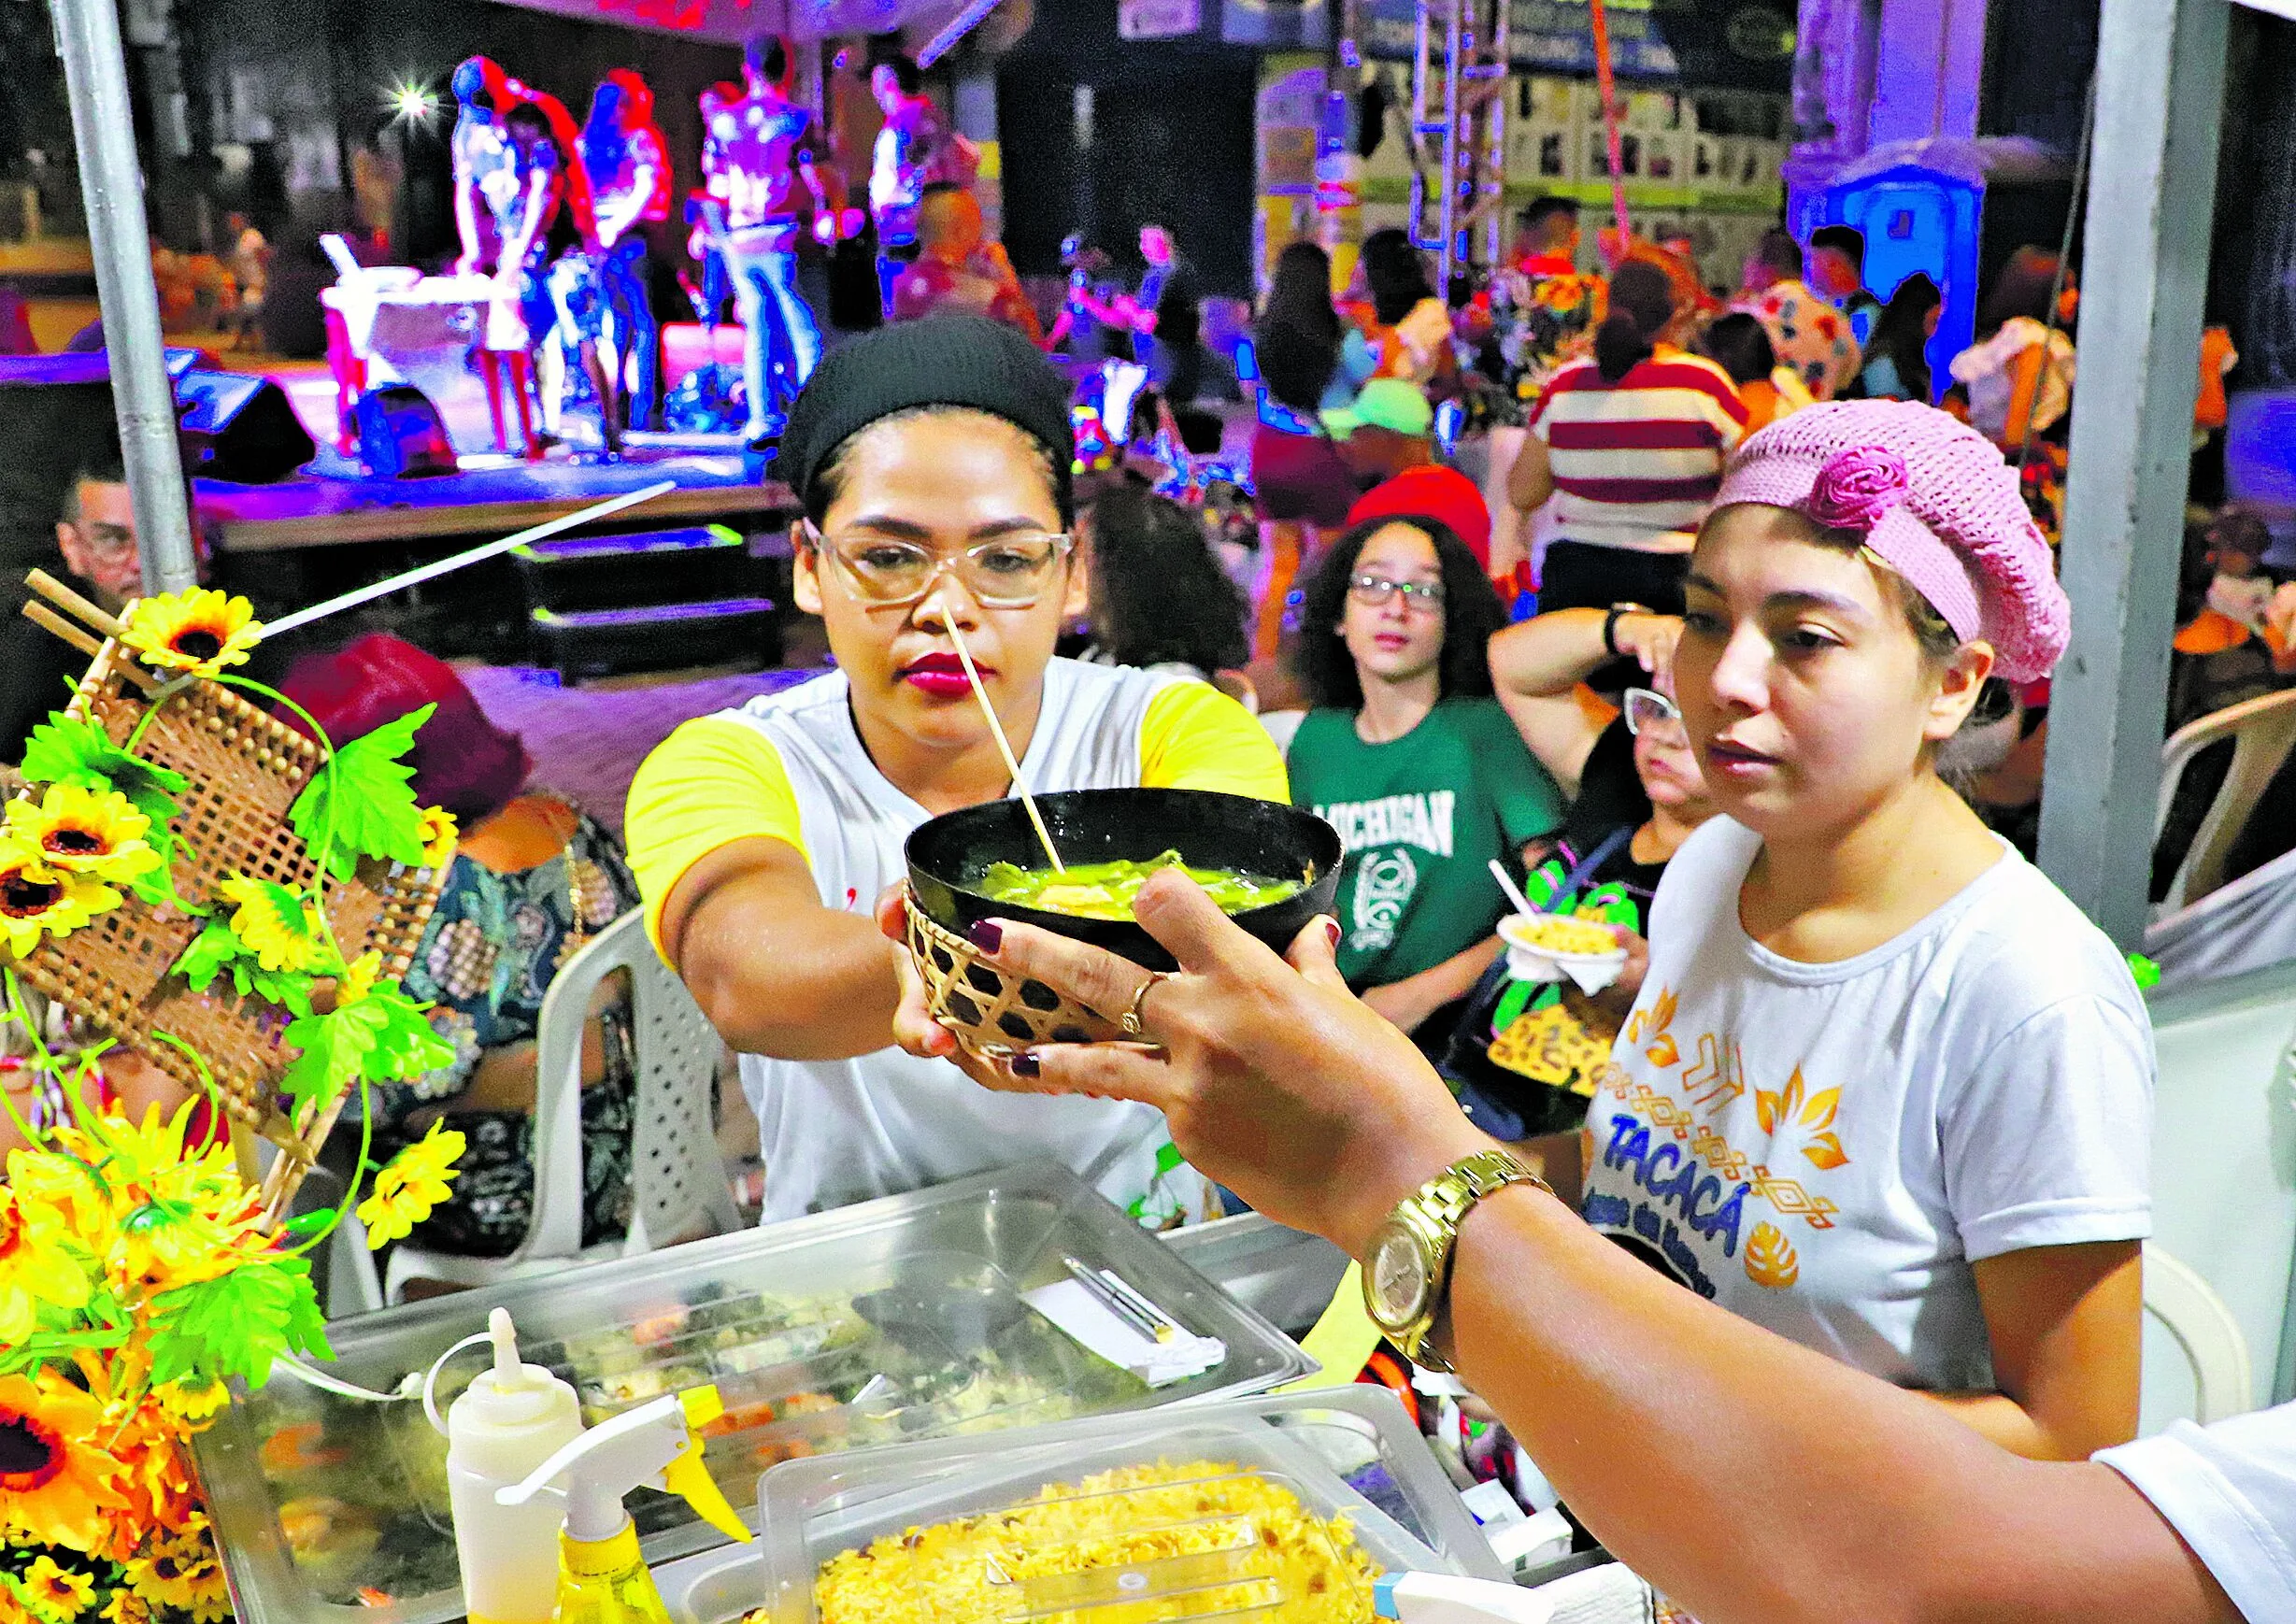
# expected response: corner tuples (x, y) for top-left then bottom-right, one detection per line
(801, 519), (1074, 610)
(1348, 573), (1445, 614)
(1623, 686), (1683, 736)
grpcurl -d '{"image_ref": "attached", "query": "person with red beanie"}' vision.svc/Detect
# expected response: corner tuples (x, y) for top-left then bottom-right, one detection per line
(278, 634), (641, 1265)
(1347, 464), (1494, 574)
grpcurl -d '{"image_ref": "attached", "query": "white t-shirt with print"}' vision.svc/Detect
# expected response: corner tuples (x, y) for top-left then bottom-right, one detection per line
(1578, 817), (2153, 1392)
(2097, 1403), (2296, 1619)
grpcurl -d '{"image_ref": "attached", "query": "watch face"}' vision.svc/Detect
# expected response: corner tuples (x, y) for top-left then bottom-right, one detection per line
(1367, 1226), (1431, 1329)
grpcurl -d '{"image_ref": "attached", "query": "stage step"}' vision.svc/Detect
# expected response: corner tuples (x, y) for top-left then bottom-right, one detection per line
(530, 595), (780, 678)
(511, 522), (780, 614)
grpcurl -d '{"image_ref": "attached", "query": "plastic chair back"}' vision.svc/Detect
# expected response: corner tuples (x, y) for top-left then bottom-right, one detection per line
(610, 911), (743, 1250)
(375, 908), (736, 1305)
(2154, 687), (2296, 916)
(2143, 1241), (2254, 1426)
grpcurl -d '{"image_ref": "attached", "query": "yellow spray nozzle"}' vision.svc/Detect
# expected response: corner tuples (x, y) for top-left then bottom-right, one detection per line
(666, 1385), (750, 1546)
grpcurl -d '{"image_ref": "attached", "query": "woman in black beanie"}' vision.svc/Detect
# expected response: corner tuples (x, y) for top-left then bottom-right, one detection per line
(624, 316), (1289, 1227)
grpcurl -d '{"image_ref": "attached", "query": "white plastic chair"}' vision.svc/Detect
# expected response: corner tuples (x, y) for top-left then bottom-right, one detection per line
(2143, 1241), (2254, 1426)
(331, 909), (740, 1313)
(2153, 687), (2296, 917)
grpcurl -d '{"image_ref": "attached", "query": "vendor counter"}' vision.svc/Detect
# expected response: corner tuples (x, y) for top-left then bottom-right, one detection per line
(193, 1165), (1358, 1624)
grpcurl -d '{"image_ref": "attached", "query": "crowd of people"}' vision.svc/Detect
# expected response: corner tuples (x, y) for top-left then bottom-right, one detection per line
(7, 43), (2292, 1608)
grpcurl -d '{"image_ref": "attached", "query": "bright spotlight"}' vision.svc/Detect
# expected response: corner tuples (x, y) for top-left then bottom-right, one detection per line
(386, 79), (438, 123)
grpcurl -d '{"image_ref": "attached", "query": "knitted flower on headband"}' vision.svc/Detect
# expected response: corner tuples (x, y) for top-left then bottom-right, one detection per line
(1804, 447), (1909, 535)
(1713, 400), (2072, 684)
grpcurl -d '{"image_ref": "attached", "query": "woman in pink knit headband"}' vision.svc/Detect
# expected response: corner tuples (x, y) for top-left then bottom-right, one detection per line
(1565, 398), (2147, 1461)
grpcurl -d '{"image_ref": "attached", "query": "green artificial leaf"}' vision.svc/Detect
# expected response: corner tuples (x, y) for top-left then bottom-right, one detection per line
(172, 916), (244, 994)
(20, 714), (189, 804)
(289, 703), (435, 882)
(237, 964), (316, 1017)
(278, 1206), (338, 1240)
(278, 1000), (386, 1122)
(172, 916), (315, 1014)
(144, 1253), (331, 1389)
(359, 984), (457, 1081)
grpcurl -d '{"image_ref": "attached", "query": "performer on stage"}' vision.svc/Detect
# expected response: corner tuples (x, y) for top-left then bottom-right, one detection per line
(553, 70), (671, 453)
(449, 58), (517, 278)
(867, 53), (946, 317)
(705, 33), (847, 448)
(449, 57), (549, 455)
(495, 102), (569, 389)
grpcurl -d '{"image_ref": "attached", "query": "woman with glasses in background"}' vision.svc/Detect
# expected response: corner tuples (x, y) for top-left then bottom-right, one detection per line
(1451, 605), (1718, 1135)
(1284, 515), (1564, 1050)
(624, 317), (1286, 1228)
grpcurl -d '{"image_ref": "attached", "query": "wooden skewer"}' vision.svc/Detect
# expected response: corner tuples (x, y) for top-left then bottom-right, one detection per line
(20, 600), (163, 696)
(26, 569), (124, 639)
(936, 599), (1065, 874)
(21, 600), (102, 661)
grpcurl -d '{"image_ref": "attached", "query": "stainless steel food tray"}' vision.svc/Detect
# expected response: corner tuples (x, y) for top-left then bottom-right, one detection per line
(194, 1161), (1316, 1624)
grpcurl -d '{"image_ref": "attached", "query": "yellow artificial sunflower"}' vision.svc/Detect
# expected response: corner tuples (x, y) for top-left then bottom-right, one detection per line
(17, 1555), (95, 1623)
(0, 1182), (91, 1346)
(356, 1119), (466, 1247)
(98, 1421), (199, 1556)
(0, 843), (121, 961)
(0, 1372), (131, 1555)
(148, 1380), (229, 1428)
(123, 1522), (226, 1624)
(214, 873), (322, 974)
(116, 590), (263, 680)
(417, 806), (459, 867)
(95, 1590), (150, 1624)
(3, 787), (159, 885)
(82, 1103), (263, 1296)
(6, 1143), (116, 1257)
(335, 949), (382, 1007)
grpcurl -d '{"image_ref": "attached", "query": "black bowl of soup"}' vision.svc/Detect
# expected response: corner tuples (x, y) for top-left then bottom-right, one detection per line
(906, 788), (1342, 974)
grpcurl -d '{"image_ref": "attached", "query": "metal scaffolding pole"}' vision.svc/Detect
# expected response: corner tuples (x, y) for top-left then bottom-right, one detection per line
(50, 0), (198, 597)
(2035, 0), (2229, 947)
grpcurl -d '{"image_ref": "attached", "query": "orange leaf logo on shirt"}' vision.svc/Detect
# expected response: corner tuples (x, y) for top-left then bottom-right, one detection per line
(1755, 1068), (1852, 1172)
(1629, 986), (1679, 1065)
(1745, 1222), (1800, 1289)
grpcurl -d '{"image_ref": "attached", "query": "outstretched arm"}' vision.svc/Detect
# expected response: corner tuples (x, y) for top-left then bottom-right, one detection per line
(887, 875), (2239, 1624)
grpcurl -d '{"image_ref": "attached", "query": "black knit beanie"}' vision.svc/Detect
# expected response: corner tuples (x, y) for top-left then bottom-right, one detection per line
(779, 315), (1077, 525)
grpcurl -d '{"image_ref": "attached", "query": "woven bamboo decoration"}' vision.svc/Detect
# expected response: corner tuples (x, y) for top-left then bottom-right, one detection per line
(9, 577), (449, 1212)
(906, 907), (1121, 1056)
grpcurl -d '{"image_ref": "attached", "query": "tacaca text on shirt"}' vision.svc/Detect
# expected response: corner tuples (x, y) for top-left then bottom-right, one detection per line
(1582, 1109), (1752, 1301)
(1314, 790), (1457, 859)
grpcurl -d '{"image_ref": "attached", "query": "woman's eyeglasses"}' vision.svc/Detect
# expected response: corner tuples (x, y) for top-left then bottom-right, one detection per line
(1348, 573), (1445, 613)
(1623, 687), (1682, 736)
(803, 520), (1073, 609)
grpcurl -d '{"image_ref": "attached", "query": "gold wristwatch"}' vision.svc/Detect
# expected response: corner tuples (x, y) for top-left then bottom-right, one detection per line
(1362, 1148), (1550, 1372)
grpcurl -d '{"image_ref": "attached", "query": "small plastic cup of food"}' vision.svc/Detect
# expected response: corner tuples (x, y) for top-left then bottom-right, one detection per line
(1498, 912), (1629, 993)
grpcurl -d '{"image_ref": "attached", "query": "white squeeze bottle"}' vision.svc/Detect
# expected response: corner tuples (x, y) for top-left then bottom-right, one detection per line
(443, 1307), (584, 1624)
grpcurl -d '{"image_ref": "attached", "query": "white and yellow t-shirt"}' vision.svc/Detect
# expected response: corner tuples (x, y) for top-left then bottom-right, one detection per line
(1580, 817), (2152, 1393)
(626, 658), (1286, 1227)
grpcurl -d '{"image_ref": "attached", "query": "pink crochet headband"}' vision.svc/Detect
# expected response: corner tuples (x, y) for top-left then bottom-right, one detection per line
(1710, 401), (2071, 684)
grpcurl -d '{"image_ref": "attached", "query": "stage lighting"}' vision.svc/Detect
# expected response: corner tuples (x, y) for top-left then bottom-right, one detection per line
(386, 79), (438, 124)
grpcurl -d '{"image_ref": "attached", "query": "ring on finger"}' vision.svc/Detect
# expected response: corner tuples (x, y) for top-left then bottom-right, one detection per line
(1119, 971), (1172, 1039)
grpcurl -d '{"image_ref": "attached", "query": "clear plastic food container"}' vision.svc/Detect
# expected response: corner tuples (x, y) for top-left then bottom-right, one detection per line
(193, 1161), (1315, 1624)
(656, 1388), (1510, 1624)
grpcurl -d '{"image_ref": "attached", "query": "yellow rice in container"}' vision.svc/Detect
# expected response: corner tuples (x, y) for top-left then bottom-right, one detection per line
(785, 1460), (1382, 1624)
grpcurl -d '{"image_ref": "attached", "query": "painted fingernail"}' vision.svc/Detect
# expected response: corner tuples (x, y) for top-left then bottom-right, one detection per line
(1010, 1051), (1041, 1078)
(967, 919), (1004, 953)
(1321, 916), (1342, 949)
